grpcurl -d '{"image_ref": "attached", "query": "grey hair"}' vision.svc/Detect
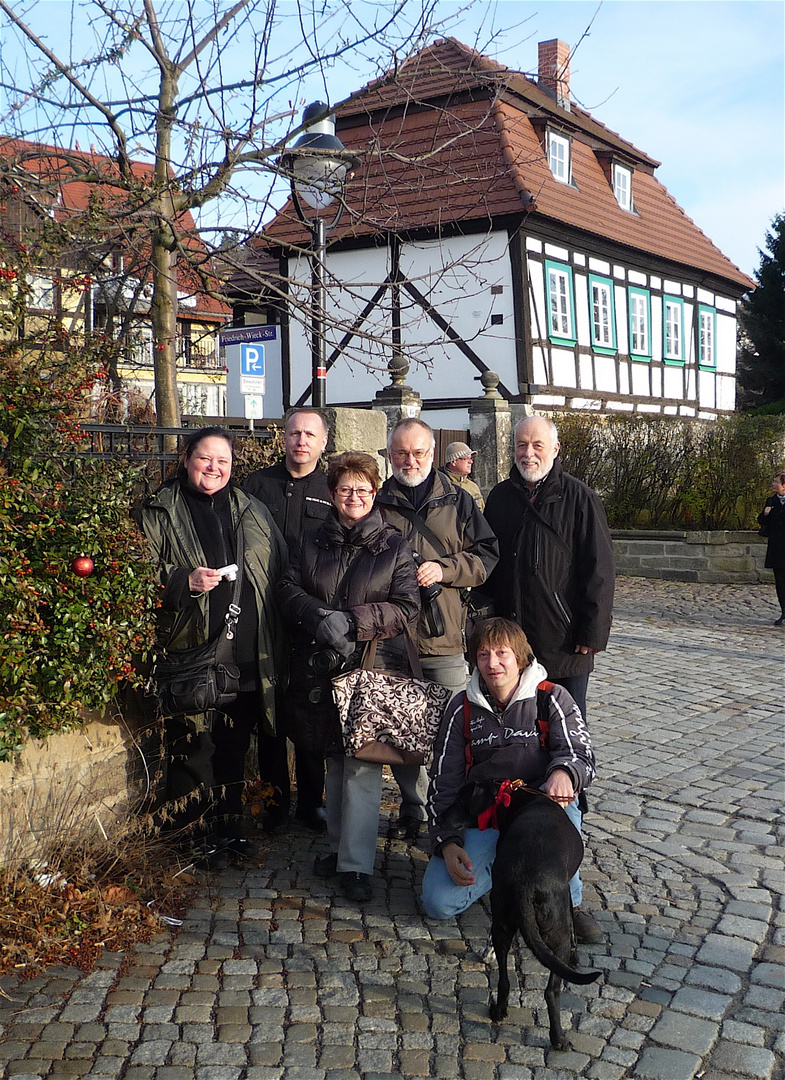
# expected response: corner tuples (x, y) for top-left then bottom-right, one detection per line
(515, 415), (560, 443)
(387, 417), (436, 453)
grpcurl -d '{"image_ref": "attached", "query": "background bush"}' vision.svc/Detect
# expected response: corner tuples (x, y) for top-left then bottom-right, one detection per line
(557, 412), (785, 530)
(0, 350), (158, 760)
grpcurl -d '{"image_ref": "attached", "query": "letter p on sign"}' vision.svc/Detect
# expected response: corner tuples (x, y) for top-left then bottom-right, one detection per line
(241, 344), (265, 375)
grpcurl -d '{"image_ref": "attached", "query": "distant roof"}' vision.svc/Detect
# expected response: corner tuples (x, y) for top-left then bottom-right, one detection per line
(0, 137), (231, 320)
(264, 38), (751, 292)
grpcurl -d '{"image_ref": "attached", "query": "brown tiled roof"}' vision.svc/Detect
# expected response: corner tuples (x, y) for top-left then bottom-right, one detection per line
(0, 137), (231, 320)
(264, 38), (751, 291)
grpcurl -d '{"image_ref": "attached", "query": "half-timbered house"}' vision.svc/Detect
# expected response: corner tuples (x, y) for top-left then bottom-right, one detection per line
(249, 37), (753, 426)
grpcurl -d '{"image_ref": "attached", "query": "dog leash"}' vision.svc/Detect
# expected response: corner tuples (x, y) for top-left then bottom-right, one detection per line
(477, 778), (572, 831)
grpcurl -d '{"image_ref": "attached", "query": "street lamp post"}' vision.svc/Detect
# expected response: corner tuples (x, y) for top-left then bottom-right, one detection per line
(281, 103), (359, 409)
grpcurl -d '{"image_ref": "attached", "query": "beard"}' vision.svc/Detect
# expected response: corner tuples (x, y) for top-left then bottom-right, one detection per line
(516, 459), (552, 485)
(392, 462), (431, 488)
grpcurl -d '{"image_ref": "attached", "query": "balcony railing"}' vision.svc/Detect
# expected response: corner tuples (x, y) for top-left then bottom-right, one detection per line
(123, 337), (223, 371)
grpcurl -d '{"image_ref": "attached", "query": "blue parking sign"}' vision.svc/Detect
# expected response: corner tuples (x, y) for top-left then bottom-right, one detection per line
(241, 343), (265, 376)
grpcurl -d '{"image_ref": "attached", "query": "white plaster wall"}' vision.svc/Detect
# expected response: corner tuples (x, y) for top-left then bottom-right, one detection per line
(398, 232), (518, 400)
(663, 366), (685, 399)
(716, 312), (737, 375)
(528, 260), (548, 342)
(532, 345), (548, 384)
(698, 369), (716, 410)
(650, 295), (663, 360)
(615, 284), (628, 353)
(286, 246), (393, 407)
(574, 272), (590, 345)
(651, 365), (662, 397)
(717, 374), (736, 412)
(595, 354), (617, 393)
(631, 362), (651, 397)
(579, 353), (594, 390)
(551, 348), (577, 387)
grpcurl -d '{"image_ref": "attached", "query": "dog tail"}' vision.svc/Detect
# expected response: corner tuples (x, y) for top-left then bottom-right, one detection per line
(520, 902), (602, 985)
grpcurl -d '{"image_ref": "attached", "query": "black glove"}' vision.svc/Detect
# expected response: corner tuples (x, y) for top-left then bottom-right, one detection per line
(315, 609), (356, 658)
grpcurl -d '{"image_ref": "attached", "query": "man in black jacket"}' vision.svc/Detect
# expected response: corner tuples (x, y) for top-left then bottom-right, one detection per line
(244, 409), (332, 833)
(483, 415), (615, 722)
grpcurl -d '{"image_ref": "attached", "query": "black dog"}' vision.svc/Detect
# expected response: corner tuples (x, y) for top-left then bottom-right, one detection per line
(444, 780), (601, 1049)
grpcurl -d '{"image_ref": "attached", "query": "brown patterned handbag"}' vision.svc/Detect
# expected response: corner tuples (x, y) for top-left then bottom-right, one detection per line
(332, 631), (452, 765)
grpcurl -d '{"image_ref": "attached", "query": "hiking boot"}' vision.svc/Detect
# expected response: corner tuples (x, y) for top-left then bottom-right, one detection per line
(223, 836), (260, 860)
(573, 907), (604, 944)
(388, 816), (424, 841)
(264, 810), (290, 835)
(314, 852), (339, 878)
(296, 807), (328, 833)
(340, 872), (373, 902)
(187, 838), (230, 871)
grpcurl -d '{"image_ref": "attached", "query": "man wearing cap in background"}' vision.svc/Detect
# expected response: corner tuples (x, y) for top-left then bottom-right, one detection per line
(439, 442), (484, 510)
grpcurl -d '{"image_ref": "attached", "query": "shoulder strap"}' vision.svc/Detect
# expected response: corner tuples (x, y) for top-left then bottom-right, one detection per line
(361, 626), (424, 680)
(511, 485), (573, 562)
(391, 501), (449, 559)
(215, 527), (244, 661)
(535, 679), (555, 750)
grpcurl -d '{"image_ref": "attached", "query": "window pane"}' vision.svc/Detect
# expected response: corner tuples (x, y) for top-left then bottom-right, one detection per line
(548, 268), (571, 336)
(548, 132), (569, 182)
(614, 165), (631, 210)
(665, 301), (681, 359)
(700, 310), (714, 365)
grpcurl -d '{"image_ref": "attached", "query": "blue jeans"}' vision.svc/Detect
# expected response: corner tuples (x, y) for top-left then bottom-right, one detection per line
(421, 797), (583, 918)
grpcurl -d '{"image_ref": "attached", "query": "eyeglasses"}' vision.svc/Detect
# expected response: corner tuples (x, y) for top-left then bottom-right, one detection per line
(391, 448), (432, 461)
(335, 486), (375, 498)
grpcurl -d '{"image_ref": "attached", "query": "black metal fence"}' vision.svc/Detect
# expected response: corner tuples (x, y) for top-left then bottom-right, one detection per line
(80, 421), (277, 490)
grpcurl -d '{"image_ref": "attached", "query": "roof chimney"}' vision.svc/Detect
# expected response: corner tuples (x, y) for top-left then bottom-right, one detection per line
(538, 39), (571, 110)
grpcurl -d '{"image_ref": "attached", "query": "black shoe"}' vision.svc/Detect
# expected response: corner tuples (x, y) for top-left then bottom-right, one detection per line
(187, 838), (231, 871)
(223, 836), (260, 860)
(775, 616), (784, 626)
(388, 816), (424, 841)
(296, 807), (328, 833)
(264, 812), (290, 836)
(340, 872), (373, 902)
(314, 852), (339, 878)
(573, 907), (604, 944)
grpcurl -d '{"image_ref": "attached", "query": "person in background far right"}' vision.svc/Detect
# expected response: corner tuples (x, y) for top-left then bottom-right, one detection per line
(758, 471), (785, 626)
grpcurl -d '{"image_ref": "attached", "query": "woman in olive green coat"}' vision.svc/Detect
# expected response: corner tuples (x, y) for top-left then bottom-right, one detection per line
(139, 426), (287, 866)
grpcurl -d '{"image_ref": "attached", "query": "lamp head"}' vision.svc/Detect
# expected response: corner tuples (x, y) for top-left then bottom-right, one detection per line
(283, 102), (359, 211)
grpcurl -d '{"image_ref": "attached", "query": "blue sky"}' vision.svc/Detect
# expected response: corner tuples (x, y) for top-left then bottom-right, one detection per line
(1, 1), (782, 278)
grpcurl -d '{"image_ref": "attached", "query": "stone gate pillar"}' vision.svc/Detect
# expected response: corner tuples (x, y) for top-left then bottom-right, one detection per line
(469, 371), (512, 496)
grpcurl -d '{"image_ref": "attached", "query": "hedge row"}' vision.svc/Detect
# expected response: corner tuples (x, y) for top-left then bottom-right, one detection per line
(556, 412), (785, 530)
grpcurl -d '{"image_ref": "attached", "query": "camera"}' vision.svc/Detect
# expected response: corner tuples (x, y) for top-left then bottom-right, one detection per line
(412, 551), (446, 638)
(308, 647), (345, 675)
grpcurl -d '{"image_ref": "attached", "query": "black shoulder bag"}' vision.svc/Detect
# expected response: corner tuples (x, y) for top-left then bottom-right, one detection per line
(152, 530), (244, 717)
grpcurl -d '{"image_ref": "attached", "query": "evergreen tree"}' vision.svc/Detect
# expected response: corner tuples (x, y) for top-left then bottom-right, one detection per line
(737, 214), (785, 410)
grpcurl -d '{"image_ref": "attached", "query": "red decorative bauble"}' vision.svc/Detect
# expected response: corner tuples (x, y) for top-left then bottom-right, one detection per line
(72, 555), (95, 577)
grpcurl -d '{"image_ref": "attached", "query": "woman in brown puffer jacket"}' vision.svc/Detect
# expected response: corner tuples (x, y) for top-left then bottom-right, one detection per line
(277, 452), (420, 901)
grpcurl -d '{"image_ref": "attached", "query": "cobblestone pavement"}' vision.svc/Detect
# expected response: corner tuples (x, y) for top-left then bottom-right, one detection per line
(1, 578), (783, 1080)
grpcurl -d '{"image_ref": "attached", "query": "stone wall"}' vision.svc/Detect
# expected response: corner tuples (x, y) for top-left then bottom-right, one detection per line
(0, 715), (133, 869)
(612, 530), (772, 583)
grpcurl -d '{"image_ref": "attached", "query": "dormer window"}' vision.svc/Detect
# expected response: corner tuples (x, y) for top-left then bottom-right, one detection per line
(547, 130), (571, 184)
(613, 164), (632, 210)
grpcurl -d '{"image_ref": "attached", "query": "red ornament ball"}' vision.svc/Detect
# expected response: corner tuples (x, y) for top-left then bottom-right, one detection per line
(72, 555), (95, 577)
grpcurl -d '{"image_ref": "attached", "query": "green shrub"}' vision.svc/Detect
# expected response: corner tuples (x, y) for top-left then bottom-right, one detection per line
(558, 412), (785, 530)
(0, 352), (158, 760)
